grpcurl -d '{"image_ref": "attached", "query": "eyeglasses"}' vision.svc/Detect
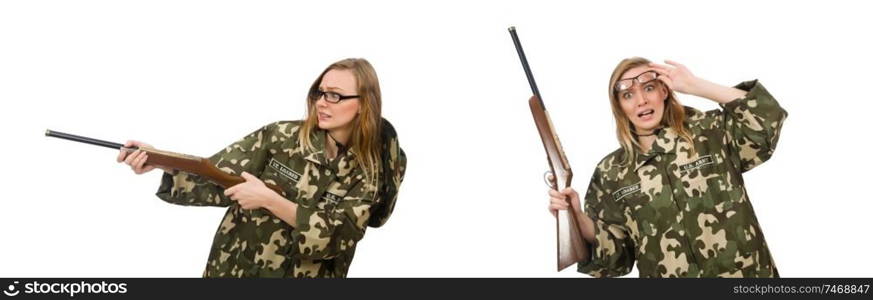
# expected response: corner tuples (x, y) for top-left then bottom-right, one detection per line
(313, 90), (360, 103)
(614, 70), (659, 92)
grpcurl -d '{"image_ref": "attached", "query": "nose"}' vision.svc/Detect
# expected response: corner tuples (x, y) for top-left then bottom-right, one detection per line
(315, 96), (328, 108)
(634, 87), (650, 107)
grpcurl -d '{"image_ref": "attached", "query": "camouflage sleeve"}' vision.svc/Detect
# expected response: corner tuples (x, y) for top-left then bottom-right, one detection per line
(290, 180), (374, 260)
(155, 123), (274, 207)
(577, 169), (636, 277)
(367, 136), (407, 228)
(720, 80), (788, 172)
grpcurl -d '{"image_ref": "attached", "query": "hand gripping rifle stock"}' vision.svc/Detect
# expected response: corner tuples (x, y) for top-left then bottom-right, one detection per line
(44, 129), (283, 195)
(508, 27), (589, 271)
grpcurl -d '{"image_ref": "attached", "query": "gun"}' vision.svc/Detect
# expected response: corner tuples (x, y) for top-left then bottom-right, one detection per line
(508, 26), (589, 271)
(44, 129), (283, 195)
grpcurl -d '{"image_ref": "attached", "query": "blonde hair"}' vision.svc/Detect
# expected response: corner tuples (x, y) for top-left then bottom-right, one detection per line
(299, 58), (382, 188)
(608, 57), (693, 164)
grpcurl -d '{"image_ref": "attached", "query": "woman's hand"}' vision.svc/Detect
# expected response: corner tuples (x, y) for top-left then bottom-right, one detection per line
(117, 140), (173, 174)
(548, 187), (596, 243)
(224, 172), (280, 210)
(649, 60), (747, 104)
(548, 187), (582, 217)
(648, 60), (701, 95)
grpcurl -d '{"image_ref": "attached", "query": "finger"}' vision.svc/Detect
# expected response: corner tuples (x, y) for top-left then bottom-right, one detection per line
(134, 151), (148, 168)
(117, 142), (133, 162)
(549, 203), (569, 211)
(224, 186), (237, 196)
(664, 59), (683, 68)
(125, 140), (142, 150)
(649, 65), (672, 76)
(241, 172), (256, 181)
(131, 153), (144, 172)
(142, 165), (155, 173)
(658, 75), (674, 89)
(548, 189), (562, 198)
(648, 62), (673, 71)
(135, 153), (149, 171)
(128, 140), (148, 148)
(124, 150), (140, 165)
(550, 196), (569, 206)
(550, 201), (568, 209)
(236, 198), (250, 209)
(123, 150), (136, 165)
(560, 187), (576, 196)
(118, 140), (141, 163)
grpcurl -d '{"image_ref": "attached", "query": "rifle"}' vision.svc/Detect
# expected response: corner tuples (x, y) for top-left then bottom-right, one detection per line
(44, 129), (283, 195)
(508, 26), (589, 271)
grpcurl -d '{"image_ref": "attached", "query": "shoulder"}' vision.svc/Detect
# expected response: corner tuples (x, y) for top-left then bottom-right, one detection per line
(683, 105), (723, 131)
(381, 118), (399, 138)
(590, 148), (629, 182)
(683, 105), (707, 123)
(595, 148), (626, 172)
(378, 118), (405, 162)
(262, 120), (306, 138)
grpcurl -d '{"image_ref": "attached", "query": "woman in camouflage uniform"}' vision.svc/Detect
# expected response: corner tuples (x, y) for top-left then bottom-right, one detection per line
(548, 57), (786, 277)
(118, 58), (406, 278)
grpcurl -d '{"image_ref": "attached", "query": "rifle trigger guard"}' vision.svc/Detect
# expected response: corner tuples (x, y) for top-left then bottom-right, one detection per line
(543, 170), (555, 188)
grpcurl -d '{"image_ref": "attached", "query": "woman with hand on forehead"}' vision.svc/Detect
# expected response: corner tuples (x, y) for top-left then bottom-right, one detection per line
(548, 57), (787, 277)
(117, 58), (407, 278)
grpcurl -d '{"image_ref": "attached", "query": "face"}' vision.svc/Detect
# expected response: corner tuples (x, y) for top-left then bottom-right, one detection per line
(616, 66), (668, 134)
(315, 69), (361, 132)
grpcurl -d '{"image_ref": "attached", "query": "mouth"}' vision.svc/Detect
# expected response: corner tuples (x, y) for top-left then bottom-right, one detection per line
(318, 111), (332, 120)
(637, 109), (654, 118)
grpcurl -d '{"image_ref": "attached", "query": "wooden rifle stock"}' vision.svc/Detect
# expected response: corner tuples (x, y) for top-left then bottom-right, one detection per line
(508, 27), (589, 271)
(44, 129), (283, 195)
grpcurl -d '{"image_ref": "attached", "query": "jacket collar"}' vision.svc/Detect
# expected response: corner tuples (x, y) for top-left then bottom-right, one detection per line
(302, 128), (356, 170)
(633, 126), (679, 171)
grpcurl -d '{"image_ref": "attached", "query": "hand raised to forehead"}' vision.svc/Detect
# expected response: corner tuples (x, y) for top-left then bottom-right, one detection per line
(648, 60), (699, 95)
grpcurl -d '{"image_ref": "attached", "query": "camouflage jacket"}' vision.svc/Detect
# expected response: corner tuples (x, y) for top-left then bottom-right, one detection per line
(155, 119), (406, 278)
(578, 80), (787, 278)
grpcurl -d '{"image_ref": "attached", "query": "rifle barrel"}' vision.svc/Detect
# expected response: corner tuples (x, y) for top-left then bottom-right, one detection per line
(45, 129), (130, 150)
(508, 26), (545, 108)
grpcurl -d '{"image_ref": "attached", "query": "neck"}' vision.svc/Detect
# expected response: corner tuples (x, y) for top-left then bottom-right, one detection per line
(635, 127), (660, 153)
(328, 127), (351, 146)
(325, 127), (351, 160)
(638, 134), (656, 153)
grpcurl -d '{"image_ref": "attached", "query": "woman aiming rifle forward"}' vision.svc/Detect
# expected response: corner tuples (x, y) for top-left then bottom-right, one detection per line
(118, 58), (407, 278)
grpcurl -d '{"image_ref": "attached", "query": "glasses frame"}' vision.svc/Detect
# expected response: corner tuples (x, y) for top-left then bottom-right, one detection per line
(614, 70), (660, 92)
(313, 90), (360, 104)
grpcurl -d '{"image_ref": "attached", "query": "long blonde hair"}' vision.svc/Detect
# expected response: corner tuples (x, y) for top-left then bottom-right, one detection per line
(299, 58), (382, 187)
(608, 57), (693, 164)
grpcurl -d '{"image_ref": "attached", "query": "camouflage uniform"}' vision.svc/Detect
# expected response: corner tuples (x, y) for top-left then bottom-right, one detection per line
(155, 119), (406, 278)
(578, 80), (787, 278)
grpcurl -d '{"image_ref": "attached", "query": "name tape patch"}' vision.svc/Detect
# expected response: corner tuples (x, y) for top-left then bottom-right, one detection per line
(679, 155), (714, 173)
(612, 182), (641, 201)
(321, 192), (343, 205)
(269, 158), (301, 182)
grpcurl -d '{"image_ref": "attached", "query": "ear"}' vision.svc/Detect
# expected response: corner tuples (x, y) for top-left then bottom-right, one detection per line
(660, 85), (670, 102)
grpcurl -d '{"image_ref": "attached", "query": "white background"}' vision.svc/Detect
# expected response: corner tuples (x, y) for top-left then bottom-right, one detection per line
(1, 1), (871, 277)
